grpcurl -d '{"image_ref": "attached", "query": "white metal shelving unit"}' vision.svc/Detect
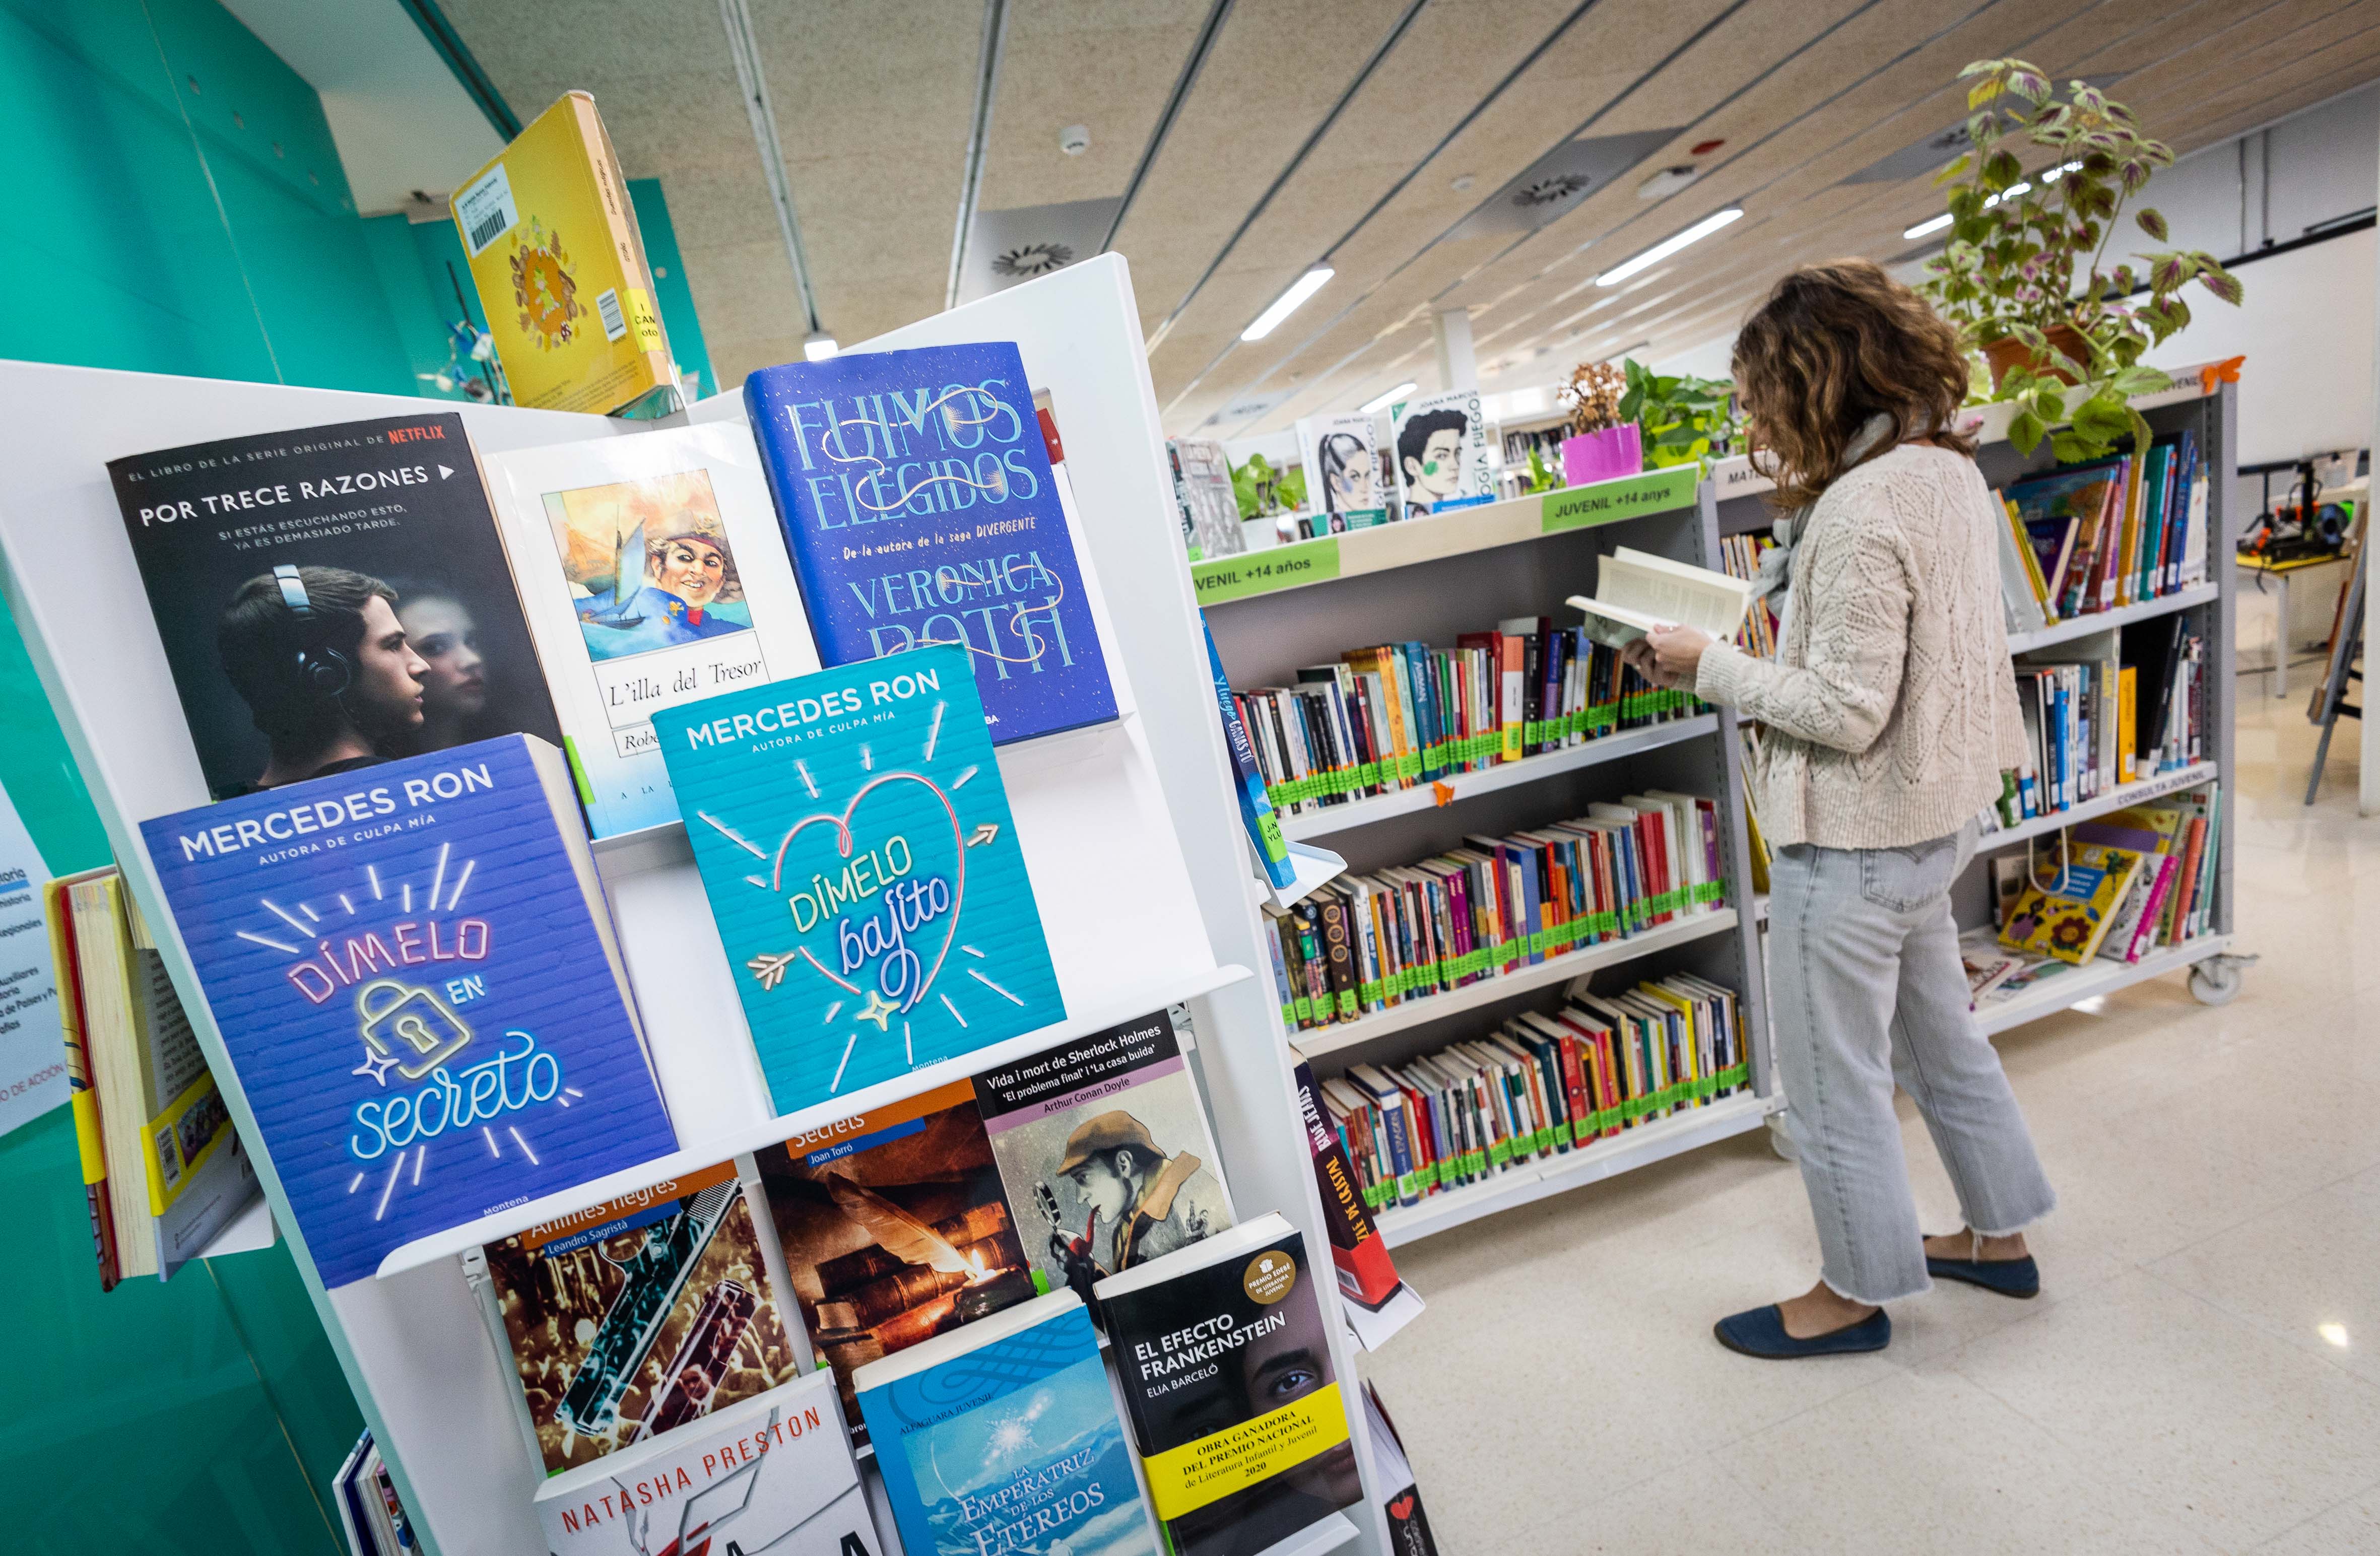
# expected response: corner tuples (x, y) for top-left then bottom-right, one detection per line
(0, 258), (1397, 1556)
(1200, 467), (1782, 1249)
(1712, 375), (2244, 1024)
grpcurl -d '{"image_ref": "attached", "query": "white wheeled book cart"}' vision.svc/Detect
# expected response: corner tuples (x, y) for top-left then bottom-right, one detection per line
(0, 256), (1381, 1556)
(1710, 372), (2247, 1034)
(1193, 463), (1782, 1249)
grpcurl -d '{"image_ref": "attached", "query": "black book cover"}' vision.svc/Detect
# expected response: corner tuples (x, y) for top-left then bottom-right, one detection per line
(108, 415), (562, 798)
(1098, 1219), (1362, 1556)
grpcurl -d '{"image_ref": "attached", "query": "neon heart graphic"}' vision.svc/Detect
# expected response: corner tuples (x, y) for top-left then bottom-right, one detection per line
(768, 770), (965, 1013)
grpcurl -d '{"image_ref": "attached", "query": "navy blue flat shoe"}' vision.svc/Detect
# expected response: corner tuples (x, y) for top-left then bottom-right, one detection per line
(1713, 1303), (1890, 1359)
(1927, 1250), (2040, 1298)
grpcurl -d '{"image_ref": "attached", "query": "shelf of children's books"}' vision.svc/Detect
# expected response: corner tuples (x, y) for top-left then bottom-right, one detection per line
(1275, 715), (1720, 842)
(1977, 761), (2219, 852)
(1287, 908), (1740, 1059)
(1372, 1089), (1778, 1247)
(2004, 583), (2220, 656)
(1975, 934), (2231, 1037)
(1192, 465), (1701, 607)
(1252, 1512), (1362, 1556)
(372, 962), (1252, 1278)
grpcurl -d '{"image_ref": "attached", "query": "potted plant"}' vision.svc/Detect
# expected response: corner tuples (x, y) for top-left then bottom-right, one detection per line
(1558, 359), (1641, 484)
(1618, 358), (1740, 470)
(1918, 58), (2242, 461)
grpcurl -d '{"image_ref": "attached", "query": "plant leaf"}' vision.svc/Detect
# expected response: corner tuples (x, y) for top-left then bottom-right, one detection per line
(2008, 409), (2046, 453)
(2135, 207), (2168, 241)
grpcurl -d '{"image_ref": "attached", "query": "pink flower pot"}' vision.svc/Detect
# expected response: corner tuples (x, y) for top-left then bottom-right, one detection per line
(1561, 424), (1642, 486)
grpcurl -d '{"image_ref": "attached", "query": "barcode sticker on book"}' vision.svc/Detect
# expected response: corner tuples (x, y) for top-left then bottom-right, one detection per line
(455, 164), (518, 256)
(596, 287), (627, 342)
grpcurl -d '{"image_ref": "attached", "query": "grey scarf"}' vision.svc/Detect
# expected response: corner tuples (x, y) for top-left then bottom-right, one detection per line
(1753, 412), (1900, 623)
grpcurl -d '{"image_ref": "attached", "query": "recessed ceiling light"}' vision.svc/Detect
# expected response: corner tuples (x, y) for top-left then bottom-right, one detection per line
(1638, 166), (1700, 200)
(2321, 1322), (2350, 1348)
(1241, 265), (1334, 342)
(1359, 381), (1416, 415)
(804, 330), (839, 361)
(1595, 208), (1743, 286)
(1903, 212), (1953, 240)
(1903, 163), (2078, 241)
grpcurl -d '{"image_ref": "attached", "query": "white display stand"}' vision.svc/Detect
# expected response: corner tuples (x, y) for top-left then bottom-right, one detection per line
(0, 257), (1387, 1556)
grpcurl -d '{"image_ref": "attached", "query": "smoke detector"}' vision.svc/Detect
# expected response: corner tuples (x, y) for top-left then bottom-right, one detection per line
(1450, 173), (1476, 192)
(1059, 123), (1089, 156)
(1637, 165), (1701, 199)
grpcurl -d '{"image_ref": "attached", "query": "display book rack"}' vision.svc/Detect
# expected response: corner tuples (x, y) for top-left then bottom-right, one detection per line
(1709, 372), (2245, 1027)
(1196, 462), (1781, 1250)
(0, 258), (1382, 1556)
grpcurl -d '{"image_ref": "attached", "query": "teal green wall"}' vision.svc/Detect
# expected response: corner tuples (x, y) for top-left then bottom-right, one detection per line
(0, 7), (723, 1549)
(0, 0), (405, 1551)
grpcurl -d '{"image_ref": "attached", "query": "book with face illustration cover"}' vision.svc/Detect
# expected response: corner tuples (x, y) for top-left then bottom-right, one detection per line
(470, 1155), (801, 1476)
(971, 1006), (1233, 1328)
(481, 421), (822, 838)
(1095, 1214), (1363, 1556)
(108, 415), (563, 800)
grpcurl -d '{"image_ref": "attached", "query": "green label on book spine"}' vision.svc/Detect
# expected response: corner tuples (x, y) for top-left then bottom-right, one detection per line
(1189, 537), (1342, 602)
(1539, 465), (1700, 534)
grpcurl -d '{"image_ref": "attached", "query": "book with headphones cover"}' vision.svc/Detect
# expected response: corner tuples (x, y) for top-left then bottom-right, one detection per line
(970, 1006), (1233, 1328)
(138, 732), (676, 1286)
(107, 414), (563, 802)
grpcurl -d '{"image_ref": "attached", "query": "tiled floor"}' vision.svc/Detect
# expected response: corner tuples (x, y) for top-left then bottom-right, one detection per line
(1363, 621), (2380, 1554)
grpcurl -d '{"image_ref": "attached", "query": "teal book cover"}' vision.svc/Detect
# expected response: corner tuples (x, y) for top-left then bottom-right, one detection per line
(653, 643), (1065, 1114)
(856, 1293), (1157, 1556)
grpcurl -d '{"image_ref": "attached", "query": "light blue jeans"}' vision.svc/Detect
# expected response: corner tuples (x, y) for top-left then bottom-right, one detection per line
(1768, 824), (2057, 1304)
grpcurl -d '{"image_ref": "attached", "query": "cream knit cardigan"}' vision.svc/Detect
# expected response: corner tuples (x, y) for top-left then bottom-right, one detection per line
(1695, 442), (2027, 850)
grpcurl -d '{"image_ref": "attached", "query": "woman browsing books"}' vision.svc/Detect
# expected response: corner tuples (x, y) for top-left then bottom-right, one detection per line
(1622, 261), (2056, 1358)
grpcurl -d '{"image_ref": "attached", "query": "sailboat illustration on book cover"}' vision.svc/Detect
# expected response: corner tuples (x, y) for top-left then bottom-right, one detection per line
(655, 643), (1066, 1115)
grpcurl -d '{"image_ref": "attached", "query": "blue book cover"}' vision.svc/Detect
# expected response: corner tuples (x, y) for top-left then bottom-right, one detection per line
(1203, 618), (1292, 891)
(856, 1291), (1156, 1556)
(744, 343), (1118, 747)
(139, 735), (677, 1288)
(652, 643), (1065, 1115)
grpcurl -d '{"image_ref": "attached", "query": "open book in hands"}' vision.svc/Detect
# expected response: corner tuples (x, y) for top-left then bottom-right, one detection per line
(1567, 545), (1754, 649)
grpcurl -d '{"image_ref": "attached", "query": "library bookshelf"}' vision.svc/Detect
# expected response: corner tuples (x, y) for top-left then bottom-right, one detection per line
(0, 258), (1380, 1556)
(1200, 470), (1784, 1247)
(1710, 374), (2245, 1022)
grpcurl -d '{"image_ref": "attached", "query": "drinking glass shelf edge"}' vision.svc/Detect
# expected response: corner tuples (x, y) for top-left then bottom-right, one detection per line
(371, 962), (1252, 1278)
(1288, 907), (1740, 1058)
(1277, 714), (1719, 841)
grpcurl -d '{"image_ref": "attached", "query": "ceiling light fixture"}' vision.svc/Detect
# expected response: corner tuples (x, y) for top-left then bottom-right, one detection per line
(1358, 381), (1417, 415)
(1595, 208), (1743, 287)
(1902, 162), (2080, 241)
(1241, 264), (1334, 342)
(2320, 1322), (2350, 1348)
(804, 330), (839, 362)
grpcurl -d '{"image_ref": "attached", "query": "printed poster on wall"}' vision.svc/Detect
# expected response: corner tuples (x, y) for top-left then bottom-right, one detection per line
(0, 782), (64, 1137)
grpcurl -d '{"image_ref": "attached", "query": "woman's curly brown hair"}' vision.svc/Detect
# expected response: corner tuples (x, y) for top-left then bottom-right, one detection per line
(1732, 259), (1975, 509)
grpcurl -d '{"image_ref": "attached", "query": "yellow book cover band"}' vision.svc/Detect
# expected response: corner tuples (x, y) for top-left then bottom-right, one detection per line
(1141, 1378), (1351, 1522)
(141, 1071), (233, 1216)
(452, 92), (674, 416)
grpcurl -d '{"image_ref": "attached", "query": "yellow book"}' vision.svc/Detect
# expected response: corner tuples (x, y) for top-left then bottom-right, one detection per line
(1999, 843), (2144, 965)
(2117, 665), (2137, 783)
(45, 867), (118, 1288)
(2005, 497), (2056, 620)
(453, 92), (677, 417)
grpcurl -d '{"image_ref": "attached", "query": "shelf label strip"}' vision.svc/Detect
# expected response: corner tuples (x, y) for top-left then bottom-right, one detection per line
(1540, 465), (1700, 534)
(1191, 537), (1341, 602)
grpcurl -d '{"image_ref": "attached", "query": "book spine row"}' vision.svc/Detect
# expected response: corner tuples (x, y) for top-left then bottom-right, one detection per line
(1235, 627), (1700, 816)
(1316, 974), (1750, 1212)
(1998, 434), (2206, 629)
(1264, 795), (1725, 1033)
(1716, 533), (1779, 658)
(1996, 623), (2206, 828)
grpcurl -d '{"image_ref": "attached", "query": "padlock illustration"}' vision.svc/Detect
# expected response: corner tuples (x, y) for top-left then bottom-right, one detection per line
(354, 978), (472, 1081)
